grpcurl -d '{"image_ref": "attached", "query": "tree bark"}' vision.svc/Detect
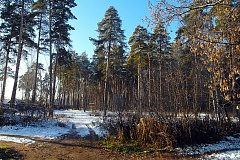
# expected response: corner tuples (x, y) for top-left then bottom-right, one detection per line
(1, 38), (11, 105)
(104, 41), (111, 117)
(32, 13), (43, 103)
(10, 0), (24, 107)
(49, 0), (53, 110)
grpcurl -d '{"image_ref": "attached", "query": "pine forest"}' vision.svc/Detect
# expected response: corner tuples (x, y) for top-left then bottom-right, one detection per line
(0, 0), (240, 158)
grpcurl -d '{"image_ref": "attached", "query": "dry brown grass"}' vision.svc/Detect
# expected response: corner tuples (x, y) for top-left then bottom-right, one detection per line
(108, 115), (240, 151)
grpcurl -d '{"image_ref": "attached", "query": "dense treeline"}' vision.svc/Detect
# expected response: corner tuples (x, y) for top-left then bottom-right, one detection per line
(0, 0), (240, 149)
(0, 0), (77, 110)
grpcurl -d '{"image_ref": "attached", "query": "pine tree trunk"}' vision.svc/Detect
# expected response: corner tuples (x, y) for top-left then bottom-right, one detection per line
(32, 13), (43, 103)
(193, 51), (198, 115)
(148, 52), (151, 111)
(49, 0), (53, 111)
(10, 0), (24, 107)
(138, 62), (142, 114)
(52, 35), (61, 109)
(1, 38), (11, 105)
(104, 39), (111, 117)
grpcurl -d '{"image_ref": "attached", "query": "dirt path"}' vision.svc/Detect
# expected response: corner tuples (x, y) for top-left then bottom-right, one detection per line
(0, 132), (199, 160)
(1, 139), (118, 160)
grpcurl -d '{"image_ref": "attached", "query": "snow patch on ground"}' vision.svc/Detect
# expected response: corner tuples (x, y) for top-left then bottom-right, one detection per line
(0, 109), (104, 144)
(0, 121), (70, 139)
(177, 136), (240, 155)
(0, 135), (35, 144)
(175, 135), (240, 159)
(54, 110), (105, 137)
(205, 150), (240, 160)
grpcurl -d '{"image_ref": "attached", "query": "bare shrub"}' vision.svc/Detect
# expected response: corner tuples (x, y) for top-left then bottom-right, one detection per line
(111, 116), (176, 150)
(107, 114), (240, 150)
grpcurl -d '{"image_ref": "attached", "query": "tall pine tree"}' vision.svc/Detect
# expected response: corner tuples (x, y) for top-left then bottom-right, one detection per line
(50, 0), (77, 107)
(127, 25), (150, 113)
(90, 6), (126, 116)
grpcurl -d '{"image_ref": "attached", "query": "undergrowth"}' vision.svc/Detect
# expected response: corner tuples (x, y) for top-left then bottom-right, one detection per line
(102, 139), (152, 154)
(104, 115), (240, 154)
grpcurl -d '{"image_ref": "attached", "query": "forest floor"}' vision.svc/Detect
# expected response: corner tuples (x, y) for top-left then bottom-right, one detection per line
(0, 132), (199, 160)
(1, 110), (239, 159)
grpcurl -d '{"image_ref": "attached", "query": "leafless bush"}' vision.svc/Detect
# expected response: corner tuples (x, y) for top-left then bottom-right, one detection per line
(107, 114), (240, 150)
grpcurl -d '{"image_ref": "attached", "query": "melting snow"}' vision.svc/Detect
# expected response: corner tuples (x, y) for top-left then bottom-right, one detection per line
(0, 109), (104, 144)
(0, 135), (35, 144)
(205, 150), (240, 160)
(175, 135), (240, 159)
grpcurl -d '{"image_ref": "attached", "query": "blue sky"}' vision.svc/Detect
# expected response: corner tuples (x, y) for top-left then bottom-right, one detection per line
(69, 0), (178, 59)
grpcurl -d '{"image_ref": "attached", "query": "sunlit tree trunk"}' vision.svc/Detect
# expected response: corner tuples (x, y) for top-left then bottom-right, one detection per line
(52, 35), (61, 107)
(104, 40), (111, 117)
